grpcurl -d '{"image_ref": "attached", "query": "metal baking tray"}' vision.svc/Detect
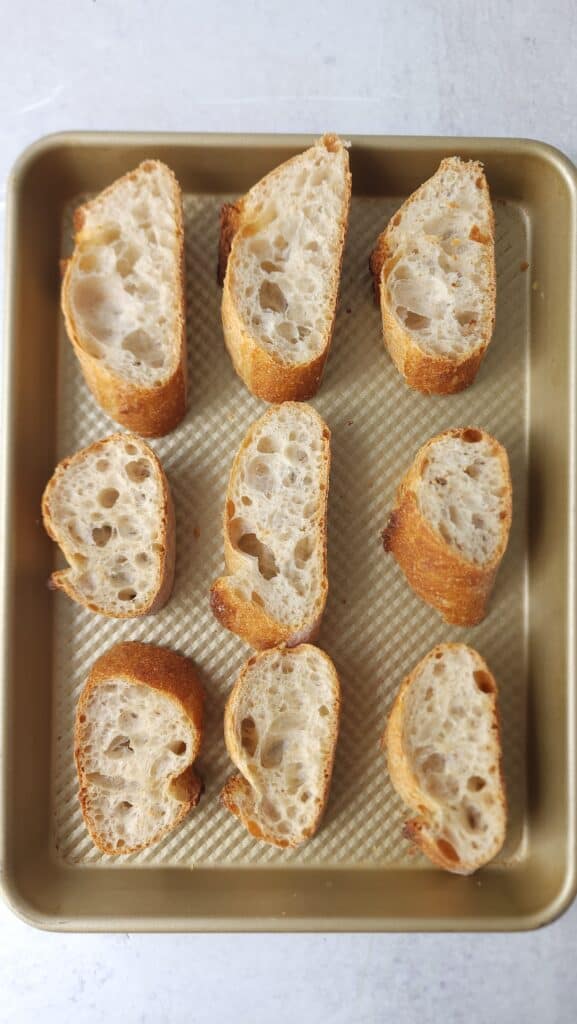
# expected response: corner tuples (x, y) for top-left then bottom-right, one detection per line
(1, 133), (576, 932)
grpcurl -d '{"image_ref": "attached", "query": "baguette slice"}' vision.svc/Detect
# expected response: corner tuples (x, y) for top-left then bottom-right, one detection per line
(219, 134), (351, 402)
(210, 403), (330, 649)
(384, 643), (506, 874)
(383, 427), (512, 626)
(222, 645), (340, 847)
(41, 433), (175, 617)
(75, 642), (204, 854)
(370, 157), (496, 394)
(62, 161), (187, 436)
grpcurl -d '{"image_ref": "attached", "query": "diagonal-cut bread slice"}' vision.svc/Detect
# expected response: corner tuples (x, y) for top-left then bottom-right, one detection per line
(210, 402), (330, 649)
(41, 433), (175, 617)
(370, 157), (496, 394)
(221, 645), (340, 847)
(384, 643), (507, 874)
(218, 134), (351, 402)
(75, 642), (204, 854)
(383, 427), (512, 626)
(61, 160), (187, 436)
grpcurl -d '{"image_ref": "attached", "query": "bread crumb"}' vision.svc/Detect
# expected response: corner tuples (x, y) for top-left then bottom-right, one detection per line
(193, 527), (200, 540)
(346, 420), (354, 427)
(345, 307), (352, 314)
(532, 281), (539, 291)
(520, 261), (529, 272)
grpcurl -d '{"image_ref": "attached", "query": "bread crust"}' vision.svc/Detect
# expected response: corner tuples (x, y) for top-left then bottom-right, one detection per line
(61, 161), (187, 437)
(370, 158), (496, 395)
(210, 404), (330, 648)
(221, 645), (341, 847)
(41, 433), (175, 617)
(219, 135), (351, 402)
(382, 427), (512, 626)
(75, 641), (204, 854)
(384, 643), (507, 874)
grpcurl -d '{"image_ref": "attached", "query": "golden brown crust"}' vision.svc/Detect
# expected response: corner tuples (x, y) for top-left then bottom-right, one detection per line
(219, 135), (351, 402)
(41, 433), (175, 618)
(382, 427), (512, 626)
(370, 158), (496, 395)
(61, 161), (187, 437)
(210, 404), (330, 649)
(75, 641), (204, 855)
(384, 643), (507, 874)
(221, 645), (341, 847)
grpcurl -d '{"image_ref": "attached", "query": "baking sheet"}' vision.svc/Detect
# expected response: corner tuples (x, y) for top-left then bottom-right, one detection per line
(52, 191), (529, 870)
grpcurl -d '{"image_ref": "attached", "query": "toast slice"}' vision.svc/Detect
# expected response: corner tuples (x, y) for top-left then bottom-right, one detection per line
(384, 643), (506, 874)
(61, 161), (187, 436)
(75, 642), (204, 854)
(219, 134), (351, 402)
(370, 157), (496, 394)
(383, 427), (512, 625)
(221, 645), (340, 847)
(210, 403), (330, 649)
(41, 433), (175, 617)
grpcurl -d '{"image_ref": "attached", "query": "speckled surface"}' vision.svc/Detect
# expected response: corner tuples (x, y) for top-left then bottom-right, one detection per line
(1, 1), (576, 1020)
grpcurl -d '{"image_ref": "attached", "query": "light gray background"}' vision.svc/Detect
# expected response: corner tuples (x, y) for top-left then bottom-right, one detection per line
(1, 2), (576, 1021)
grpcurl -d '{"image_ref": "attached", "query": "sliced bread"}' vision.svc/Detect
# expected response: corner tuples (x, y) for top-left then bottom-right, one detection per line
(75, 642), (204, 854)
(370, 157), (496, 394)
(384, 643), (506, 874)
(61, 161), (187, 436)
(219, 134), (351, 402)
(41, 433), (175, 617)
(210, 403), (330, 649)
(221, 645), (340, 847)
(383, 427), (512, 625)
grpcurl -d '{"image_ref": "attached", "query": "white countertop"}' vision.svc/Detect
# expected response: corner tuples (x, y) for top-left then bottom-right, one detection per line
(1, 1), (576, 1021)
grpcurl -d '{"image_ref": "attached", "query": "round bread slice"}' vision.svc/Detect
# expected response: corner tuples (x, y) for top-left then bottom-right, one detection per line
(210, 402), (330, 649)
(41, 433), (175, 617)
(370, 157), (495, 394)
(384, 643), (506, 874)
(75, 642), (204, 854)
(221, 645), (340, 848)
(383, 427), (512, 626)
(61, 160), (186, 436)
(219, 134), (351, 402)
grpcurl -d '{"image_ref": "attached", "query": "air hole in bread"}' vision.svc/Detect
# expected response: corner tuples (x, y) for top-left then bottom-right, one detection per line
(261, 738), (284, 769)
(92, 524), (112, 547)
(86, 771), (124, 790)
(301, 791), (310, 802)
(237, 533), (279, 580)
(465, 463), (481, 479)
(122, 329), (164, 369)
(402, 310), (431, 331)
(96, 459), (109, 473)
(125, 459), (151, 483)
(467, 775), (486, 792)
(422, 752), (445, 773)
(256, 436), (278, 454)
(118, 587), (137, 601)
(456, 310), (477, 330)
(294, 535), (314, 568)
(67, 518), (85, 545)
(436, 837), (459, 862)
(464, 804), (483, 831)
(251, 590), (265, 608)
(106, 735), (134, 757)
(277, 322), (297, 342)
(461, 429), (482, 443)
(273, 235), (288, 252)
(241, 495), (252, 506)
(241, 716), (258, 757)
(117, 800), (133, 812)
(305, 239), (319, 252)
(98, 487), (119, 509)
(169, 740), (187, 755)
(260, 260), (282, 273)
(281, 661), (294, 674)
(473, 670), (495, 694)
(318, 705), (329, 717)
(472, 514), (485, 531)
(261, 798), (281, 822)
(285, 444), (308, 466)
(259, 280), (288, 314)
(246, 457), (274, 492)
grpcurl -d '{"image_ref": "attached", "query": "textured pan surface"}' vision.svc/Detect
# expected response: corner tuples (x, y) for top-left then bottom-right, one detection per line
(52, 192), (529, 869)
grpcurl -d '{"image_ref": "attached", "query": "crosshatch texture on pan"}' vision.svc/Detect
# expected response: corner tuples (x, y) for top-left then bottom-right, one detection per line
(51, 191), (530, 868)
